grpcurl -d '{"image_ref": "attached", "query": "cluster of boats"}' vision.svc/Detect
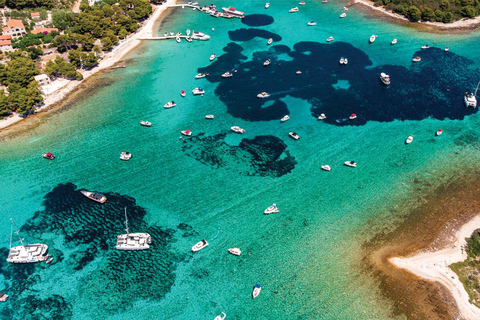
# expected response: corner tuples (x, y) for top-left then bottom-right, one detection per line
(339, 57), (348, 65)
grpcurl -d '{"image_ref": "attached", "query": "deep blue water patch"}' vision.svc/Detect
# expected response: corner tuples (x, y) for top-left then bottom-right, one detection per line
(242, 14), (274, 26)
(228, 28), (282, 42)
(200, 41), (478, 124)
(182, 133), (297, 177)
(0, 183), (191, 317)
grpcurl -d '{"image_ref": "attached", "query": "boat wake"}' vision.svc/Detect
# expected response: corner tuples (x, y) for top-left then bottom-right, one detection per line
(209, 226), (221, 241)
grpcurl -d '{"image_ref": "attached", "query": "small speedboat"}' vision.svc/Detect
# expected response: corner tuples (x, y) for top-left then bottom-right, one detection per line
(327, 36), (334, 42)
(405, 135), (413, 144)
(267, 38), (273, 45)
(252, 284), (262, 298)
(340, 12), (346, 18)
(307, 21), (317, 26)
(296, 70), (302, 74)
(265, 3), (270, 9)
(412, 56), (421, 62)
(176, 36), (181, 43)
(42, 152), (55, 160)
(421, 44), (429, 49)
(317, 113), (326, 120)
(193, 87), (205, 95)
(81, 190), (107, 203)
(231, 126), (246, 133)
(380, 72), (390, 85)
(257, 92), (270, 98)
(205, 115), (214, 119)
(445, 47), (449, 52)
(299, 1), (306, 4)
(0, 293), (9, 302)
(391, 39), (397, 45)
(140, 121), (152, 127)
(181, 90), (186, 97)
(349, 113), (357, 120)
(228, 248), (241, 256)
(264, 203), (279, 214)
(185, 37), (192, 42)
(181, 130), (192, 136)
(170, 32), (174, 36)
(344, 58), (348, 64)
(289, 7), (299, 12)
(195, 73), (207, 79)
(369, 35), (377, 43)
(263, 59), (271, 66)
(120, 152), (132, 161)
(281, 115), (290, 122)
(321, 165), (331, 171)
(213, 312), (227, 320)
(222, 71), (233, 78)
(164, 101), (177, 108)
(436, 128), (443, 136)
(210, 53), (216, 61)
(191, 240), (209, 252)
(344, 161), (357, 167)
(289, 132), (300, 140)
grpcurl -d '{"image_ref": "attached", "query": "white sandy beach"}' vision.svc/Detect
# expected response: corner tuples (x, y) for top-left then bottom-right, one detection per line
(0, 0), (177, 130)
(391, 215), (480, 320)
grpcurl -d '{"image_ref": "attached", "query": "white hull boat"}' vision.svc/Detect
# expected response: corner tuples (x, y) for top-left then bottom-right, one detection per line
(164, 101), (177, 108)
(193, 87), (205, 95)
(231, 126), (246, 133)
(81, 190), (107, 203)
(257, 92), (270, 98)
(7, 219), (49, 264)
(213, 312), (227, 320)
(281, 115), (290, 122)
(181, 130), (192, 136)
(116, 208), (152, 251)
(192, 240), (209, 252)
(405, 135), (413, 144)
(120, 152), (132, 161)
(391, 39), (397, 45)
(307, 21), (316, 26)
(321, 165), (331, 171)
(327, 36), (334, 42)
(264, 203), (279, 214)
(195, 73), (206, 79)
(289, 7), (299, 12)
(265, 3), (270, 9)
(436, 129), (443, 136)
(344, 161), (357, 167)
(252, 284), (262, 298)
(210, 54), (216, 61)
(228, 248), (241, 256)
(140, 121), (152, 127)
(267, 38), (273, 45)
(289, 132), (300, 140)
(206, 115), (214, 119)
(222, 72), (233, 78)
(318, 113), (326, 120)
(369, 35), (377, 43)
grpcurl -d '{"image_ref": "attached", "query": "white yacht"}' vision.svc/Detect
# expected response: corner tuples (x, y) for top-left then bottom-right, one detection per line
(195, 73), (207, 79)
(252, 284), (262, 298)
(81, 190), (107, 203)
(214, 312), (227, 320)
(289, 7), (299, 12)
(281, 115), (290, 122)
(318, 113), (326, 120)
(327, 36), (334, 42)
(340, 12), (346, 18)
(222, 72), (233, 78)
(6, 219), (48, 264)
(120, 152), (132, 161)
(369, 35), (377, 43)
(391, 39), (397, 45)
(228, 248), (241, 256)
(191, 31), (211, 40)
(436, 128), (443, 136)
(464, 81), (479, 108)
(267, 38), (273, 45)
(405, 135), (413, 144)
(192, 240), (209, 252)
(264, 203), (279, 214)
(321, 165), (331, 171)
(344, 161), (357, 167)
(265, 3), (270, 9)
(181, 130), (192, 136)
(193, 87), (205, 95)
(116, 208), (151, 251)
(140, 121), (152, 127)
(263, 59), (271, 66)
(380, 72), (390, 85)
(257, 92), (270, 98)
(206, 114), (215, 119)
(210, 53), (216, 61)
(231, 126), (246, 133)
(307, 21), (317, 26)
(222, 7), (245, 18)
(289, 132), (300, 140)
(164, 101), (177, 108)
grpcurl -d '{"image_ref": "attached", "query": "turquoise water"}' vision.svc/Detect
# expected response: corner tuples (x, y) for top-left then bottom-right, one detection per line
(2, 1), (480, 319)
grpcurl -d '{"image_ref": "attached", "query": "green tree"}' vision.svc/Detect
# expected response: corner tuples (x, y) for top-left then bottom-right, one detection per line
(5, 57), (39, 87)
(101, 37), (113, 51)
(118, 28), (128, 39)
(435, 10), (444, 22)
(439, 0), (450, 10)
(443, 11), (454, 22)
(421, 7), (436, 21)
(462, 6), (476, 18)
(406, 6), (422, 21)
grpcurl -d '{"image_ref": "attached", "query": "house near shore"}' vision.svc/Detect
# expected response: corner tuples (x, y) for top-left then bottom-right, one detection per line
(30, 27), (58, 35)
(34, 74), (51, 92)
(2, 19), (26, 38)
(0, 35), (13, 52)
(30, 12), (40, 20)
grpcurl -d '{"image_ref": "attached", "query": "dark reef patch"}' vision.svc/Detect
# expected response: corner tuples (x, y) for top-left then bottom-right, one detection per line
(242, 14), (274, 26)
(182, 133), (297, 177)
(228, 28), (282, 42)
(200, 40), (478, 124)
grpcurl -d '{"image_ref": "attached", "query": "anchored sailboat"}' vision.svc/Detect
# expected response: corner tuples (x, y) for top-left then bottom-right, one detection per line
(6, 219), (48, 264)
(116, 208), (151, 251)
(464, 81), (480, 108)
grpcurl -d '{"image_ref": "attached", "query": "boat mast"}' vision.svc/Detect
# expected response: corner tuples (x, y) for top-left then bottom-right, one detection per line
(124, 207), (129, 235)
(10, 219), (24, 246)
(9, 221), (12, 249)
(475, 81), (480, 96)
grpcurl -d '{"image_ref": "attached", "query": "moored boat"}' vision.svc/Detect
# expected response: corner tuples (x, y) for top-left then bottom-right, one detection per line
(339, 57), (346, 64)
(369, 35), (377, 43)
(257, 92), (270, 98)
(436, 128), (443, 136)
(264, 203), (279, 214)
(222, 71), (233, 78)
(421, 44), (429, 49)
(349, 113), (357, 120)
(340, 12), (346, 18)
(380, 72), (390, 85)
(405, 135), (413, 144)
(164, 101), (177, 108)
(412, 56), (421, 62)
(252, 284), (262, 298)
(265, 3), (270, 9)
(289, 7), (299, 12)
(191, 30), (211, 40)
(7, 219), (49, 264)
(213, 312), (227, 320)
(307, 21), (317, 26)
(221, 7), (245, 18)
(445, 47), (449, 52)
(181, 90), (186, 97)
(81, 190), (107, 203)
(116, 207), (151, 251)
(192, 239), (209, 252)
(120, 152), (132, 161)
(263, 59), (271, 66)
(45, 256), (53, 264)
(210, 53), (216, 61)
(140, 121), (152, 127)
(195, 73), (207, 79)
(321, 165), (331, 171)
(267, 38), (273, 45)
(327, 36), (334, 42)
(281, 115), (290, 122)
(206, 114), (214, 119)
(296, 70), (302, 74)
(289, 132), (300, 140)
(181, 130), (192, 136)
(0, 293), (8, 302)
(464, 81), (479, 108)
(317, 113), (326, 120)
(176, 36), (181, 43)
(42, 152), (55, 160)
(231, 126), (246, 133)
(299, 1), (306, 5)
(228, 248), (241, 256)
(193, 87), (205, 95)
(391, 39), (397, 45)
(344, 161), (357, 167)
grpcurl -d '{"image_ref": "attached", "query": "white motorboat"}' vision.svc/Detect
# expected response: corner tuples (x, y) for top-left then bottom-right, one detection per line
(181, 90), (186, 97)
(445, 47), (449, 52)
(289, 7), (299, 12)
(252, 284), (262, 298)
(265, 3), (270, 9)
(327, 36), (334, 42)
(380, 72), (390, 85)
(6, 219), (49, 264)
(186, 29), (191, 36)
(186, 36), (192, 42)
(205, 115), (214, 119)
(42, 152), (55, 160)
(299, 1), (306, 4)
(340, 12), (346, 18)
(264, 203), (279, 214)
(170, 32), (174, 36)
(369, 35), (377, 43)
(228, 248), (241, 256)
(192, 240), (209, 252)
(405, 135), (413, 144)
(436, 128), (443, 136)
(257, 92), (270, 98)
(464, 81), (479, 108)
(412, 56), (421, 62)
(176, 36), (181, 43)
(344, 161), (357, 167)
(222, 72), (233, 78)
(164, 101), (177, 108)
(344, 58), (348, 64)
(317, 113), (326, 120)
(193, 87), (205, 95)
(289, 132), (300, 140)
(213, 312), (227, 320)
(263, 59), (271, 66)
(281, 115), (290, 122)
(81, 190), (107, 203)
(267, 38), (273, 45)
(349, 113), (357, 120)
(116, 208), (152, 251)
(222, 7), (245, 18)
(191, 31), (211, 40)
(391, 39), (397, 45)
(307, 21), (317, 26)
(120, 152), (132, 161)
(296, 70), (302, 74)
(421, 44), (429, 49)
(140, 121), (152, 127)
(339, 57), (346, 65)
(181, 130), (192, 136)
(195, 73), (207, 79)
(0, 293), (8, 302)
(231, 126), (246, 133)
(210, 53), (216, 61)
(321, 165), (331, 171)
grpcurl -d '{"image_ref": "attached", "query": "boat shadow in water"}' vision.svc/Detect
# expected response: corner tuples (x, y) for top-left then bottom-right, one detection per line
(0, 183), (194, 318)
(200, 38), (478, 125)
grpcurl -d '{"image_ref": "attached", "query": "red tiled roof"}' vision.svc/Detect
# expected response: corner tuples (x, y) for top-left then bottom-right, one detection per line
(6, 19), (24, 29)
(31, 12), (40, 17)
(0, 40), (12, 46)
(30, 27), (58, 35)
(2, 27), (9, 32)
(0, 35), (11, 40)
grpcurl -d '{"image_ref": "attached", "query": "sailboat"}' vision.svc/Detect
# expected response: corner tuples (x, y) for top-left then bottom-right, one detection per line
(6, 219), (48, 263)
(116, 208), (152, 251)
(464, 81), (480, 108)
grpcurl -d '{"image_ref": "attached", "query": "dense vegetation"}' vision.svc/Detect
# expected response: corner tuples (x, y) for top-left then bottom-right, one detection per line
(0, 0), (75, 10)
(371, 0), (480, 22)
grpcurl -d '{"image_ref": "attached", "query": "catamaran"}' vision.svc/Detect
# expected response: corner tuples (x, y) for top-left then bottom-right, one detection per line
(116, 208), (151, 251)
(464, 81), (480, 108)
(6, 219), (48, 264)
